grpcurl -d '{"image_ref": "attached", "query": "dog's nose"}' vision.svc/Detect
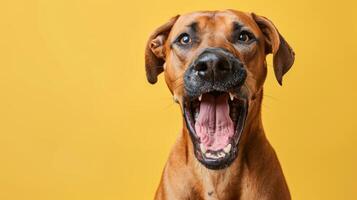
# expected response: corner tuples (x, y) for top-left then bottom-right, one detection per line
(193, 51), (232, 81)
(184, 48), (246, 97)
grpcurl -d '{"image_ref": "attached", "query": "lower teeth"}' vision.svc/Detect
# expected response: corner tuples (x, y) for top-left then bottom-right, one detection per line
(205, 151), (226, 159)
(200, 143), (232, 159)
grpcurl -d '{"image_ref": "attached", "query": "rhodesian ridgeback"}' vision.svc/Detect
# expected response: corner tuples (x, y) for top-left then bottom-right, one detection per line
(145, 9), (295, 200)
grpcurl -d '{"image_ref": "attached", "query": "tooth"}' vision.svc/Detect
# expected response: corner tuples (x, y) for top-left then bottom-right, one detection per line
(223, 144), (232, 153)
(206, 152), (218, 159)
(198, 95), (202, 101)
(211, 154), (218, 159)
(218, 151), (225, 158)
(200, 144), (207, 153)
(229, 93), (234, 101)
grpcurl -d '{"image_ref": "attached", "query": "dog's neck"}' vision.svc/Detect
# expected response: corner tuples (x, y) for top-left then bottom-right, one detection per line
(180, 89), (268, 199)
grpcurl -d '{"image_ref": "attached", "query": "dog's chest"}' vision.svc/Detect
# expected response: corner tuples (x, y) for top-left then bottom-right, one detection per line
(198, 167), (239, 200)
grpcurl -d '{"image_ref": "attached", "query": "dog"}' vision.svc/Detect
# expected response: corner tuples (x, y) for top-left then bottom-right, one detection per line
(145, 9), (295, 200)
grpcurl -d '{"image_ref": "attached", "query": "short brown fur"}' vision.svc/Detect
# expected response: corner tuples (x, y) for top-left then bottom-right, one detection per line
(145, 10), (295, 200)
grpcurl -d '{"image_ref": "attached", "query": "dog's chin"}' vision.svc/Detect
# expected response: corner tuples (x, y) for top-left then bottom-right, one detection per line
(183, 91), (248, 170)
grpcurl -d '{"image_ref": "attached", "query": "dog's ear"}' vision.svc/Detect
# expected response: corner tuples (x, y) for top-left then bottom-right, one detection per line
(145, 15), (180, 84)
(252, 13), (295, 85)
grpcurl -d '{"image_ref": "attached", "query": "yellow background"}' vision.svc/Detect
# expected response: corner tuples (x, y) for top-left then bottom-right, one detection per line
(0, 0), (356, 199)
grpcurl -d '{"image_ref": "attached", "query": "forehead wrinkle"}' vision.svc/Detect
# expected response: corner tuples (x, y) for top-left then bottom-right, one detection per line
(186, 22), (198, 33)
(232, 21), (243, 31)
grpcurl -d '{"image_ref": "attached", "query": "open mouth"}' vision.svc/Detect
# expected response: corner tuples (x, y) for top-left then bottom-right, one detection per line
(183, 91), (248, 169)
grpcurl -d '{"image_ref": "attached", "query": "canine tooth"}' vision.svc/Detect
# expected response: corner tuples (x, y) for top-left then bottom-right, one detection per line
(198, 95), (202, 101)
(223, 144), (232, 153)
(200, 144), (207, 153)
(229, 93), (234, 101)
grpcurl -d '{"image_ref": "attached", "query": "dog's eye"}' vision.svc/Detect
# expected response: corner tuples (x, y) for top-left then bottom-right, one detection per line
(238, 31), (253, 43)
(178, 33), (192, 45)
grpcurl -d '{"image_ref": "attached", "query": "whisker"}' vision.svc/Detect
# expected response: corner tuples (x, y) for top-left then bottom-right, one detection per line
(162, 102), (177, 110)
(173, 82), (184, 91)
(261, 103), (270, 109)
(248, 75), (258, 81)
(171, 72), (185, 82)
(263, 94), (278, 101)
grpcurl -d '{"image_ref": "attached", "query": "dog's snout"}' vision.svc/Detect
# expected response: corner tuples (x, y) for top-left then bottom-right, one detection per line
(193, 51), (232, 80)
(184, 48), (246, 98)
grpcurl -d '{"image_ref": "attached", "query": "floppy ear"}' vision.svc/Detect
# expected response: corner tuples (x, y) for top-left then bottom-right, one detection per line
(252, 13), (295, 85)
(145, 15), (180, 84)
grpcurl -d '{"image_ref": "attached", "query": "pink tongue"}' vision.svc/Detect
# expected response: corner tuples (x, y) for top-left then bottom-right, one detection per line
(194, 93), (234, 151)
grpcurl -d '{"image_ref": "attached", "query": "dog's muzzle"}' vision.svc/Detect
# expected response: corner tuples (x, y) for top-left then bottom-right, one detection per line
(184, 47), (247, 99)
(183, 48), (248, 169)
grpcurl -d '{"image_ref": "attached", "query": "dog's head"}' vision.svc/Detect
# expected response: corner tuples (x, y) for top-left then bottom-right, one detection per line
(145, 10), (295, 169)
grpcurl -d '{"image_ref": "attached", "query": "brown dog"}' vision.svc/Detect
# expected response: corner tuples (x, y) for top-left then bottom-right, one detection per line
(145, 9), (295, 200)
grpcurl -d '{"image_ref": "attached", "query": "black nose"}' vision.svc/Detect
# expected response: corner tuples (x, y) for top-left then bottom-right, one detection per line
(184, 48), (246, 98)
(193, 51), (232, 81)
